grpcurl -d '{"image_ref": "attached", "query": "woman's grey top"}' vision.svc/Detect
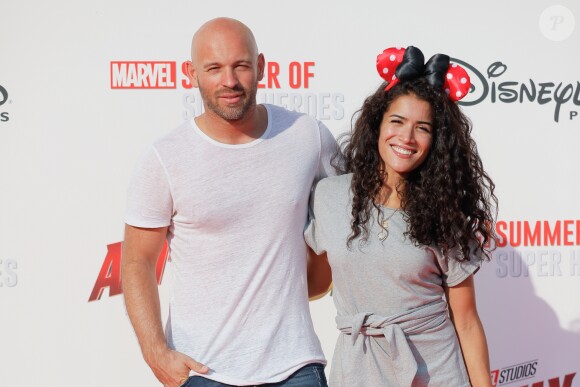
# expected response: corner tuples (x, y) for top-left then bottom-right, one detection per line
(305, 173), (480, 386)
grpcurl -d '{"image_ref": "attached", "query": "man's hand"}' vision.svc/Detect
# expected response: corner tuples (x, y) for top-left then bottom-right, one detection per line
(122, 224), (209, 386)
(145, 347), (209, 387)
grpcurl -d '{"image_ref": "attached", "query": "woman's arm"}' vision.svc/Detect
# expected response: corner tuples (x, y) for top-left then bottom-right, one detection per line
(446, 275), (492, 387)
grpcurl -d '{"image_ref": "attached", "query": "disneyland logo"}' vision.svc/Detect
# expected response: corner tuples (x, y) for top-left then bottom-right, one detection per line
(454, 58), (579, 122)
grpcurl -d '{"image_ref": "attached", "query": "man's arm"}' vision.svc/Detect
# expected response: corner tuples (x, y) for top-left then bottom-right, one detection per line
(446, 275), (492, 387)
(307, 247), (332, 300)
(122, 224), (208, 387)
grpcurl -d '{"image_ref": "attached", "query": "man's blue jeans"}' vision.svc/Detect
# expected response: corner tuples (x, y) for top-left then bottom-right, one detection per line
(180, 363), (328, 387)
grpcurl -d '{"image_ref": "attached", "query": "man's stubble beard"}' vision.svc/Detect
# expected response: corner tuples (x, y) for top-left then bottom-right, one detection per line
(198, 82), (259, 121)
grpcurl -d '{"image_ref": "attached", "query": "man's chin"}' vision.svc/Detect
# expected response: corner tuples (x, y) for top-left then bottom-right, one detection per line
(215, 108), (246, 121)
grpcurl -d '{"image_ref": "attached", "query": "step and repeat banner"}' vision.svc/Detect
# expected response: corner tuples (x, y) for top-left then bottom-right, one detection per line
(1, 1), (579, 386)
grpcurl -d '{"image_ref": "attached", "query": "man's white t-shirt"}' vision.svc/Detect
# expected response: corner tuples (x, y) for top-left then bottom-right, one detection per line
(125, 104), (336, 385)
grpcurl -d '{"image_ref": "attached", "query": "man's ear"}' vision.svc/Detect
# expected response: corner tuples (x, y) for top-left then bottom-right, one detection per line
(257, 53), (265, 82)
(185, 60), (199, 88)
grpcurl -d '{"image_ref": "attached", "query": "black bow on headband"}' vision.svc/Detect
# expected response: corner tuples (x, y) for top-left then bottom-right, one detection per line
(376, 46), (470, 101)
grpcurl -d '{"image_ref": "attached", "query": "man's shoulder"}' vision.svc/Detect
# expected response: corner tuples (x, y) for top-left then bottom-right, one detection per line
(263, 104), (330, 148)
(264, 104), (317, 126)
(151, 119), (192, 150)
(264, 103), (304, 117)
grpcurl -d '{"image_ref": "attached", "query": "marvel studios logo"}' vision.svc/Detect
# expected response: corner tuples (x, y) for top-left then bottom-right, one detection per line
(491, 359), (538, 386)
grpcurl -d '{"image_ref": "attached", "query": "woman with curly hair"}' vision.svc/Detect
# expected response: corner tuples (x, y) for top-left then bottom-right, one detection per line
(306, 46), (497, 386)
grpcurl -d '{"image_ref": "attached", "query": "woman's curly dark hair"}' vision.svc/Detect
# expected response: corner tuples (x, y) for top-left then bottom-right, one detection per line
(335, 78), (497, 262)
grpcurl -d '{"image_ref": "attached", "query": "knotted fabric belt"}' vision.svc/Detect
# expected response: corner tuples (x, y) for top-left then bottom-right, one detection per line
(335, 300), (448, 387)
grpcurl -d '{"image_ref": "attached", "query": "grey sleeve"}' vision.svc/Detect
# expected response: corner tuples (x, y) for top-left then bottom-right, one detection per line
(315, 120), (339, 182)
(435, 244), (482, 287)
(304, 181), (327, 255)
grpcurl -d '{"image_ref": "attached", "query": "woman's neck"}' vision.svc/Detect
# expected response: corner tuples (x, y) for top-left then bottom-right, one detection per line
(377, 183), (403, 209)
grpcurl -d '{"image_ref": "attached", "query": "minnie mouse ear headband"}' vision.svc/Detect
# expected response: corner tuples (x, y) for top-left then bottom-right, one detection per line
(376, 46), (470, 102)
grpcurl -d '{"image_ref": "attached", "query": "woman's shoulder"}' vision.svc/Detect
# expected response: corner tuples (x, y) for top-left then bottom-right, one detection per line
(310, 174), (352, 222)
(316, 173), (352, 192)
(312, 173), (352, 207)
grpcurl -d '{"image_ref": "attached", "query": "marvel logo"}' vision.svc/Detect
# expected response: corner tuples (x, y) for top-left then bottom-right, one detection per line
(110, 61), (176, 89)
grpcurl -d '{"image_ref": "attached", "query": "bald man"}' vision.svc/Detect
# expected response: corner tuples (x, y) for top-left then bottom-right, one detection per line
(122, 17), (334, 387)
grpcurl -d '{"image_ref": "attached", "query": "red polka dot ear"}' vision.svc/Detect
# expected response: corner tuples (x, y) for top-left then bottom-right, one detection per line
(443, 63), (471, 102)
(376, 47), (406, 91)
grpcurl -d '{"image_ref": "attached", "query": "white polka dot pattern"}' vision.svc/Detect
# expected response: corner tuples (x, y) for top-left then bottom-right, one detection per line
(376, 47), (406, 90)
(443, 63), (471, 102)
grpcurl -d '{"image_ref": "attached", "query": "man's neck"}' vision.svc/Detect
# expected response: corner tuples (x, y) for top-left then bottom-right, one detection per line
(195, 104), (267, 145)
